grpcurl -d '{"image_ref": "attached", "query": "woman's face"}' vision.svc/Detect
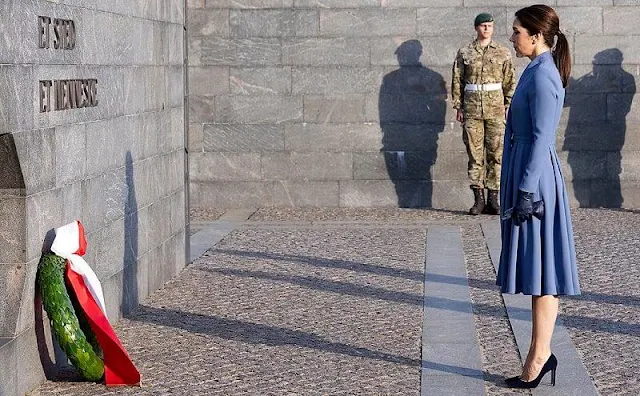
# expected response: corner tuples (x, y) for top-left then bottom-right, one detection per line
(510, 18), (536, 58)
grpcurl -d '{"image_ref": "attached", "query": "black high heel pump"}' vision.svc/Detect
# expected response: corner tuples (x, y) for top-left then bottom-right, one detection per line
(505, 353), (557, 388)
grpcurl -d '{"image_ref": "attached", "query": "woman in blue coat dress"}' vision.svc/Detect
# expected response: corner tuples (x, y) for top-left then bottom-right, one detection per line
(497, 5), (581, 388)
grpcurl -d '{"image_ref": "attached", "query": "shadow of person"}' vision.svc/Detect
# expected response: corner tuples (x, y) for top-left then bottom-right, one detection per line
(122, 151), (139, 315)
(563, 48), (635, 207)
(379, 40), (447, 208)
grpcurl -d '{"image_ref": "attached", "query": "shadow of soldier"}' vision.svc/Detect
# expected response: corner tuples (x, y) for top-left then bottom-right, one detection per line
(563, 48), (635, 208)
(378, 40), (447, 208)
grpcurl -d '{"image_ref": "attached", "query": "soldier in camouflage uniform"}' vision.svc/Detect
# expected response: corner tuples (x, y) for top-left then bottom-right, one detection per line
(452, 13), (516, 215)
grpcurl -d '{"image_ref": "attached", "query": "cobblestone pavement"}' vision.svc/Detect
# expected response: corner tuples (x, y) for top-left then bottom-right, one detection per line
(35, 225), (425, 395)
(561, 209), (640, 396)
(33, 208), (639, 395)
(249, 207), (483, 223)
(189, 208), (225, 222)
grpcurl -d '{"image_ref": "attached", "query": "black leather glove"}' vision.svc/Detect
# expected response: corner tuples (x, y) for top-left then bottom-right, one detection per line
(514, 190), (533, 226)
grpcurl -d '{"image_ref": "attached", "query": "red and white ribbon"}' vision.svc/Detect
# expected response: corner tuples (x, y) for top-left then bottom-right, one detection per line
(51, 221), (107, 315)
(51, 220), (141, 386)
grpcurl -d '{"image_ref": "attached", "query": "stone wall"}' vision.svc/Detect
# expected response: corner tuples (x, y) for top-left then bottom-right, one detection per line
(0, 1), (186, 395)
(187, 0), (640, 210)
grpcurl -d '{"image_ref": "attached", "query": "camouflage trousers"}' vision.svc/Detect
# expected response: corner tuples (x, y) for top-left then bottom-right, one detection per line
(462, 118), (505, 191)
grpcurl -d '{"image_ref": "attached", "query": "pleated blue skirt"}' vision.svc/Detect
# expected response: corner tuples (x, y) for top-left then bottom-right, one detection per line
(497, 140), (581, 296)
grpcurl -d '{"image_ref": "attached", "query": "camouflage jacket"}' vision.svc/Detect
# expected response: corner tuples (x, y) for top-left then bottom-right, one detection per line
(451, 40), (516, 120)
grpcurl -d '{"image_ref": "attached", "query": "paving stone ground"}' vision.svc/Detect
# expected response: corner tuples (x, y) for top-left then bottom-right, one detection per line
(32, 208), (639, 395)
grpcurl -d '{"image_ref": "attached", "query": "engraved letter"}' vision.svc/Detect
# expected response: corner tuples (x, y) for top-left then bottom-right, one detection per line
(52, 18), (60, 49)
(68, 20), (76, 50)
(39, 81), (49, 112)
(90, 79), (98, 106)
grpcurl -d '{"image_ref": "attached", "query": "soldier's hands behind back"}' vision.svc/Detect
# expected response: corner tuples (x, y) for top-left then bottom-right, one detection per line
(514, 190), (533, 226)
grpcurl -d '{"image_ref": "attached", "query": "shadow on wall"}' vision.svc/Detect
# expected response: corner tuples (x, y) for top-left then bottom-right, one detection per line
(563, 48), (635, 208)
(379, 40), (447, 208)
(122, 151), (139, 315)
(0, 133), (26, 190)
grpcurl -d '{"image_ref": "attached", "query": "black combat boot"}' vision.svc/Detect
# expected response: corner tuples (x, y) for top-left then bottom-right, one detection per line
(483, 189), (500, 215)
(469, 187), (485, 215)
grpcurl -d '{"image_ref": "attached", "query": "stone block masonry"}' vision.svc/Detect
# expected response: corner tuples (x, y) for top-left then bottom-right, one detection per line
(188, 0), (640, 210)
(0, 1), (186, 395)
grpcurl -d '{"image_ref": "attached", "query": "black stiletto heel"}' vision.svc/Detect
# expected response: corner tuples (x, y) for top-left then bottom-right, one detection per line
(505, 353), (558, 388)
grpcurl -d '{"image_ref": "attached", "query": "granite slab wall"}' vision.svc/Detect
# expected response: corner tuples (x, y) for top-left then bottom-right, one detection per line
(187, 0), (640, 210)
(0, 1), (186, 395)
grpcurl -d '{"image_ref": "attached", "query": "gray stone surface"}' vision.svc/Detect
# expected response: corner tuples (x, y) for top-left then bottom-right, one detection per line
(200, 37), (282, 66)
(320, 9), (416, 37)
(14, 323), (48, 395)
(558, 7), (604, 35)
(188, 8), (229, 37)
(381, 0), (462, 6)
(609, 93), (640, 122)
(575, 36), (640, 65)
(0, 198), (26, 264)
(417, 8), (508, 36)
(231, 9), (318, 37)
(283, 38), (369, 66)
(353, 152), (432, 180)
(215, 95), (303, 123)
(54, 124), (86, 186)
(558, 0), (613, 5)
(339, 180), (418, 207)
(188, 123), (204, 151)
(272, 181), (340, 207)
(560, 94), (608, 123)
(26, 190), (64, 263)
(430, 180), (474, 210)
(192, 181), (274, 208)
(603, 6), (640, 34)
(0, 337), (17, 395)
(0, 66), (34, 132)
(284, 123), (380, 152)
(12, 129), (56, 194)
(189, 95), (216, 122)
(262, 152), (352, 180)
(206, 0), (287, 8)
(14, 258), (40, 335)
(0, 1), (186, 394)
(292, 67), (384, 94)
(190, 152), (262, 181)
(302, 95), (367, 123)
(294, 0), (378, 7)
(230, 67), (291, 94)
(189, 66), (230, 96)
(204, 123), (285, 152)
(422, 226), (485, 394)
(0, 264), (26, 336)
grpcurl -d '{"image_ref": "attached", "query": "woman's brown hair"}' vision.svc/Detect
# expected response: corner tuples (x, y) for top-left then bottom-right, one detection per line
(515, 5), (571, 87)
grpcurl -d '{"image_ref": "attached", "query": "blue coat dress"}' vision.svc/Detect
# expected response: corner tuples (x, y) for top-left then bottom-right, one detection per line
(496, 51), (581, 296)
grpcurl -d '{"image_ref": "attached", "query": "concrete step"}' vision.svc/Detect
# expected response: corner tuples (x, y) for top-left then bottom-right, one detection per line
(422, 225), (485, 396)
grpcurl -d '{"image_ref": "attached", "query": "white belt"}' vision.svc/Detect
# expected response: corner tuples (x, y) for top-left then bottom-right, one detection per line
(465, 83), (502, 92)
